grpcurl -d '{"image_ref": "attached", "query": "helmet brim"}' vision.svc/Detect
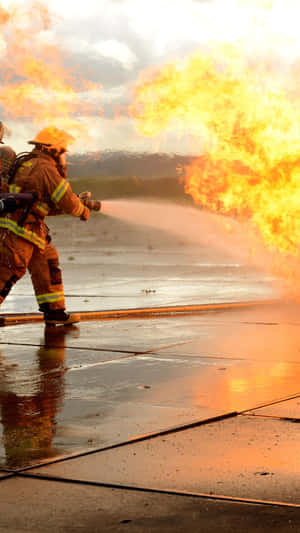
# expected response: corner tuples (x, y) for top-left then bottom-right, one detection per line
(28, 140), (69, 153)
(28, 140), (51, 145)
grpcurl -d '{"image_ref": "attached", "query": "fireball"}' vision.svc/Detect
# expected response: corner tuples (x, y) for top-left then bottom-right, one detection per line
(130, 46), (300, 257)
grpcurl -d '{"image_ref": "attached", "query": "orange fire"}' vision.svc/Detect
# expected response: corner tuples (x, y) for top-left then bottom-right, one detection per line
(130, 46), (300, 257)
(0, 1), (102, 137)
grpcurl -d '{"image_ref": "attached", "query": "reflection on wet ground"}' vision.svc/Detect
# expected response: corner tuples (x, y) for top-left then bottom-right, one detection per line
(0, 303), (299, 470)
(0, 326), (73, 468)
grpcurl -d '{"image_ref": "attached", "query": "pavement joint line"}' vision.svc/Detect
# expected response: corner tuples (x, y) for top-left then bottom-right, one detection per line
(12, 411), (238, 475)
(0, 300), (279, 326)
(68, 352), (147, 371)
(10, 294), (146, 298)
(0, 341), (201, 367)
(0, 339), (248, 362)
(213, 320), (300, 327)
(241, 321), (279, 326)
(65, 295), (137, 298)
(0, 344), (157, 370)
(240, 392), (300, 415)
(4, 339), (300, 367)
(241, 413), (300, 423)
(150, 350), (300, 365)
(150, 350), (248, 362)
(4, 404), (298, 475)
(13, 401), (300, 475)
(0, 338), (203, 356)
(7, 294), (129, 297)
(2, 340), (300, 368)
(136, 339), (202, 355)
(0, 341), (140, 356)
(12, 471), (300, 509)
(0, 473), (16, 481)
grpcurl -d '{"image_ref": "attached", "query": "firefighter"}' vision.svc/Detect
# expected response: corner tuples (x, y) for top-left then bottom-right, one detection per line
(0, 120), (16, 190)
(0, 121), (4, 144)
(0, 126), (90, 325)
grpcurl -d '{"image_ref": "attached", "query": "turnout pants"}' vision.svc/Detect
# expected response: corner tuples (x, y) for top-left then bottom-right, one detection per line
(0, 229), (65, 312)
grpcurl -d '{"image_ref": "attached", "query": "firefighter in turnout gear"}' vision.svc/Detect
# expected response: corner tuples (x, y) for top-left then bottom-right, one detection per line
(0, 121), (16, 190)
(0, 126), (90, 326)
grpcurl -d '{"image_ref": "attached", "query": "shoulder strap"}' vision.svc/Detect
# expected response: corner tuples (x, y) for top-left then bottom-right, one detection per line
(7, 152), (40, 226)
(8, 152), (39, 184)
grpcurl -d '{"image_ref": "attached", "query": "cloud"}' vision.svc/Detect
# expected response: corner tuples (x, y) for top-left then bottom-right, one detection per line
(66, 38), (137, 70)
(3, 0), (300, 153)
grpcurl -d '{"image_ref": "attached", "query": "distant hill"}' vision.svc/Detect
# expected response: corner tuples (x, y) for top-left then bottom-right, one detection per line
(68, 151), (196, 179)
(68, 151), (200, 202)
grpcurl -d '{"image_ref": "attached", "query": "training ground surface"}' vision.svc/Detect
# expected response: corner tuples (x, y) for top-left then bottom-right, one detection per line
(0, 202), (299, 532)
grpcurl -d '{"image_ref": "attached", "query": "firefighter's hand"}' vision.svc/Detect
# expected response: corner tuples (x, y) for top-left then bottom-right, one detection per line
(78, 191), (92, 206)
(80, 205), (90, 221)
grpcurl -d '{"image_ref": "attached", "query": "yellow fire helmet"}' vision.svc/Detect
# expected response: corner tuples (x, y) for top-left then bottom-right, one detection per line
(28, 127), (75, 152)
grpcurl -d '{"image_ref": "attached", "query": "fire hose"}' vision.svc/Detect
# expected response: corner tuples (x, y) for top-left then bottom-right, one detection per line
(0, 193), (101, 214)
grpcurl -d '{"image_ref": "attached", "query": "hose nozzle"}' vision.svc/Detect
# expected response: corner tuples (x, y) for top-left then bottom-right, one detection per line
(86, 199), (101, 212)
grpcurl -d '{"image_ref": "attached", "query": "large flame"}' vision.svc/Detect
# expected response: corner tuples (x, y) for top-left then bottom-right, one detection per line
(130, 45), (300, 257)
(0, 1), (102, 137)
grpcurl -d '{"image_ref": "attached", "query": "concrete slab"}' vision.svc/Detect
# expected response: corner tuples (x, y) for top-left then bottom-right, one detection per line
(245, 397), (300, 420)
(31, 415), (300, 505)
(1, 476), (300, 533)
(154, 310), (300, 364)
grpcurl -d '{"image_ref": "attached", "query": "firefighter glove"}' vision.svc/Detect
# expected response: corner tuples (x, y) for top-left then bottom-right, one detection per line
(78, 191), (92, 206)
(80, 205), (90, 221)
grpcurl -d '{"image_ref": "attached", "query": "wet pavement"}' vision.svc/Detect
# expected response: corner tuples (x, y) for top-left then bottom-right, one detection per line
(0, 204), (299, 531)
(28, 414), (300, 504)
(0, 308), (299, 470)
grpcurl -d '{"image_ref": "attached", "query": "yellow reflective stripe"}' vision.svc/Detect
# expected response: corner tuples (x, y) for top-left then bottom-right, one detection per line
(0, 218), (46, 250)
(18, 161), (33, 172)
(9, 184), (21, 193)
(73, 202), (84, 217)
(36, 292), (64, 304)
(51, 179), (69, 204)
(34, 201), (49, 216)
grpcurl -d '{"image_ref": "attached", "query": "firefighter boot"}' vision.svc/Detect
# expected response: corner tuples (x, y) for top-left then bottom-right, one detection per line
(43, 309), (80, 326)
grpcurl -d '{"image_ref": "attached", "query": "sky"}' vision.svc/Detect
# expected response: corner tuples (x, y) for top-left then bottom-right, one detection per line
(1, 0), (300, 153)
